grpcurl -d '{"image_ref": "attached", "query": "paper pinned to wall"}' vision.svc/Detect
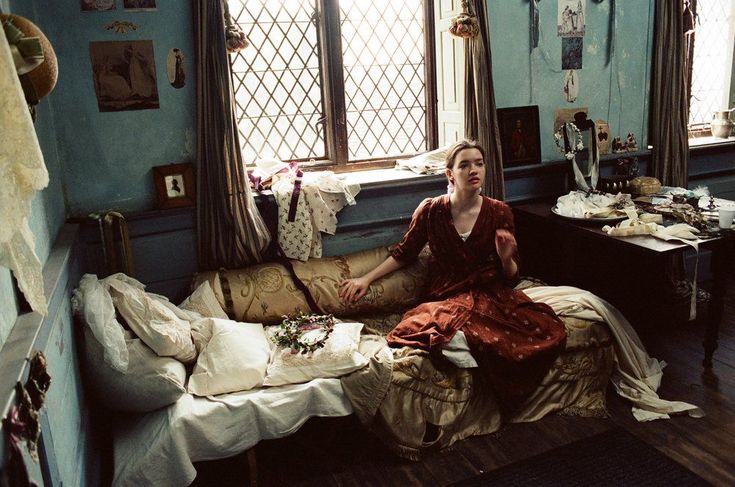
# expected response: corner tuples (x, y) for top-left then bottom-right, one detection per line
(0, 28), (50, 315)
(558, 0), (586, 37)
(563, 70), (579, 102)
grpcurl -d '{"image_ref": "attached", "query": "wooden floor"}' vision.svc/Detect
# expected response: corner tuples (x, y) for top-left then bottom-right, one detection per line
(193, 280), (735, 487)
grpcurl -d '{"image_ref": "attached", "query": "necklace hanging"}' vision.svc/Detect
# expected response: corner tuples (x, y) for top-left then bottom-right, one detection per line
(554, 122), (600, 192)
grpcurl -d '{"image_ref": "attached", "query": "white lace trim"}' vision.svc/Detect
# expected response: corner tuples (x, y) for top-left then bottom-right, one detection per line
(0, 28), (50, 315)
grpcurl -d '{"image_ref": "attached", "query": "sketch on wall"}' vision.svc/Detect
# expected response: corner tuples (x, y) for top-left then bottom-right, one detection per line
(557, 0), (586, 37)
(89, 40), (160, 112)
(166, 48), (186, 89)
(81, 0), (115, 11)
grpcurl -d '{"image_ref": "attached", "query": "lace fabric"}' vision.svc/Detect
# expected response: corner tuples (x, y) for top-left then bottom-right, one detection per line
(0, 28), (50, 315)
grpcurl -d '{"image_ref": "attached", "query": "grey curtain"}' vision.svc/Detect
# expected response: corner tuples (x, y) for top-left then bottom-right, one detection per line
(464, 0), (505, 200)
(193, 0), (271, 270)
(650, 0), (690, 188)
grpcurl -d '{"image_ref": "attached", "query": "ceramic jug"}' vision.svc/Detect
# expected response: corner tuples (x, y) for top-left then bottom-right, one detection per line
(711, 110), (733, 138)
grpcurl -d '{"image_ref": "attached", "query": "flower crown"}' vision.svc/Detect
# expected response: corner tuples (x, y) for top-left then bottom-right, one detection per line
(553, 123), (584, 160)
(271, 313), (335, 355)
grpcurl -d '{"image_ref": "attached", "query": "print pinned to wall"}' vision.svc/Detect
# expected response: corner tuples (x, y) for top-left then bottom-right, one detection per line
(90, 40), (160, 112)
(123, 0), (157, 10)
(81, 0), (115, 11)
(563, 70), (579, 103)
(562, 37), (583, 70)
(553, 107), (589, 135)
(166, 48), (186, 89)
(595, 119), (610, 155)
(557, 0), (586, 37)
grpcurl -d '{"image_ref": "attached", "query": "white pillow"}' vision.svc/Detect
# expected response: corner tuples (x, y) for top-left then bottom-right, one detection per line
(83, 327), (186, 412)
(180, 281), (229, 320)
(104, 276), (197, 364)
(188, 319), (271, 396)
(263, 321), (368, 386)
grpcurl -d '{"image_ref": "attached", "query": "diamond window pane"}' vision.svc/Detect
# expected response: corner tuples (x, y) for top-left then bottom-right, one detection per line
(340, 0), (428, 160)
(689, 0), (735, 127)
(228, 0), (325, 164)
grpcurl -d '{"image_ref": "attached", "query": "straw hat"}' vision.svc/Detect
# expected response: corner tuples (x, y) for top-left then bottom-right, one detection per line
(1, 13), (58, 103)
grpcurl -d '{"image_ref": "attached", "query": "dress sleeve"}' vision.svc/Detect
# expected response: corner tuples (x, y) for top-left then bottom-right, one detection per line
(390, 197), (431, 263)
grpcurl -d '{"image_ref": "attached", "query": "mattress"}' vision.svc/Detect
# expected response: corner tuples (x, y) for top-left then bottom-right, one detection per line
(112, 378), (352, 487)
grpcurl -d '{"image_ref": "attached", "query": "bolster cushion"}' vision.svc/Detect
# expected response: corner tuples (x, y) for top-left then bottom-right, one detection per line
(193, 246), (430, 324)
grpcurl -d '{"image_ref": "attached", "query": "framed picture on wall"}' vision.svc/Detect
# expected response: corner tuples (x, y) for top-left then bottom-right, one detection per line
(497, 105), (541, 167)
(123, 0), (157, 10)
(153, 163), (196, 209)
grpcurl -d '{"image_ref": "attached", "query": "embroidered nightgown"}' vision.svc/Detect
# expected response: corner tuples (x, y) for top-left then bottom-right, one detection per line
(386, 195), (567, 410)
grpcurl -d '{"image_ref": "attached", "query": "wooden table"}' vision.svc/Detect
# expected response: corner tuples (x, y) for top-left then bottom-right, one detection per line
(513, 201), (734, 368)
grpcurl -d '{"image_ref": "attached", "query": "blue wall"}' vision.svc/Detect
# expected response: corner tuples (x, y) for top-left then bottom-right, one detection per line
(25, 1), (656, 217)
(31, 0), (196, 217)
(490, 0), (653, 161)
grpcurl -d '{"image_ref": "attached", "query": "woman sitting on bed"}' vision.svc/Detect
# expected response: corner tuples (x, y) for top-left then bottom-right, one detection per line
(339, 139), (567, 411)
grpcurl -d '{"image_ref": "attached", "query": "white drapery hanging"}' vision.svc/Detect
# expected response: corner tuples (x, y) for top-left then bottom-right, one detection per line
(0, 26), (49, 315)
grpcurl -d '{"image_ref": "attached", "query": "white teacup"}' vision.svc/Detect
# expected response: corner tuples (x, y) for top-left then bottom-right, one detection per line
(719, 207), (735, 229)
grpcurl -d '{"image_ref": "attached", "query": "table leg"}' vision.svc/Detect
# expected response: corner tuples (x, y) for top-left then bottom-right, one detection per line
(703, 239), (732, 368)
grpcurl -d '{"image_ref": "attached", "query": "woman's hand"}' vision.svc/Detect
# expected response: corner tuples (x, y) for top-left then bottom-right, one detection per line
(495, 229), (518, 278)
(495, 229), (517, 261)
(339, 277), (371, 303)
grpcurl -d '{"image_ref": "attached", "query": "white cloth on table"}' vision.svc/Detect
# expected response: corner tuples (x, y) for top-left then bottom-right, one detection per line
(394, 146), (449, 174)
(272, 171), (359, 261)
(112, 378), (353, 487)
(0, 26), (49, 315)
(522, 285), (704, 422)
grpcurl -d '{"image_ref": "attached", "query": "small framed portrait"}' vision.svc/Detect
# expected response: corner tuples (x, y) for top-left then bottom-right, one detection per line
(153, 163), (195, 209)
(497, 105), (541, 167)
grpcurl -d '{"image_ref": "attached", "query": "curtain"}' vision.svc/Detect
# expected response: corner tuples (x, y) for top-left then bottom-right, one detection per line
(650, 0), (690, 188)
(464, 0), (505, 200)
(193, 0), (271, 270)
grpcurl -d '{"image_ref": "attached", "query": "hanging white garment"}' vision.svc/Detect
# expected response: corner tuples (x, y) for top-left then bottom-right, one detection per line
(523, 285), (704, 421)
(272, 172), (359, 261)
(0, 28), (49, 315)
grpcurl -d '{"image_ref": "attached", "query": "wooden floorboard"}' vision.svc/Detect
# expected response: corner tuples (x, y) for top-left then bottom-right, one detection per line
(192, 279), (735, 487)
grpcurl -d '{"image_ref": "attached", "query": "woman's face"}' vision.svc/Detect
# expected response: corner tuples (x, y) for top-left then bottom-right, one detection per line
(447, 147), (485, 193)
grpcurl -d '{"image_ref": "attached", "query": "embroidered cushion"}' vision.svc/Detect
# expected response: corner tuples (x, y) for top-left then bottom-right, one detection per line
(263, 321), (368, 386)
(193, 246), (429, 325)
(179, 281), (229, 320)
(188, 319), (271, 396)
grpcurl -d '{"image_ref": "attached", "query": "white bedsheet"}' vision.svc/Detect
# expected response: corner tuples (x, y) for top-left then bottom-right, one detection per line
(112, 378), (353, 487)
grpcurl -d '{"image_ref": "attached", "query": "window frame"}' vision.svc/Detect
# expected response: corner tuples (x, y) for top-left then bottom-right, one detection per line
(230, 0), (439, 172)
(686, 0), (735, 143)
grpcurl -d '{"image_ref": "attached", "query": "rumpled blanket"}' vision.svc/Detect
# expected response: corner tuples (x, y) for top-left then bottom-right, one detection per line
(523, 285), (704, 421)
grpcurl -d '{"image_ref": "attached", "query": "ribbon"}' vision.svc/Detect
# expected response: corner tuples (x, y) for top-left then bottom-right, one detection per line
(564, 123), (599, 192)
(2, 18), (44, 76)
(286, 161), (303, 223)
(530, 0), (540, 50)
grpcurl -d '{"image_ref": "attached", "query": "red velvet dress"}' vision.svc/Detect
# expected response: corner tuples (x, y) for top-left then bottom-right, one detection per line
(386, 195), (567, 410)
